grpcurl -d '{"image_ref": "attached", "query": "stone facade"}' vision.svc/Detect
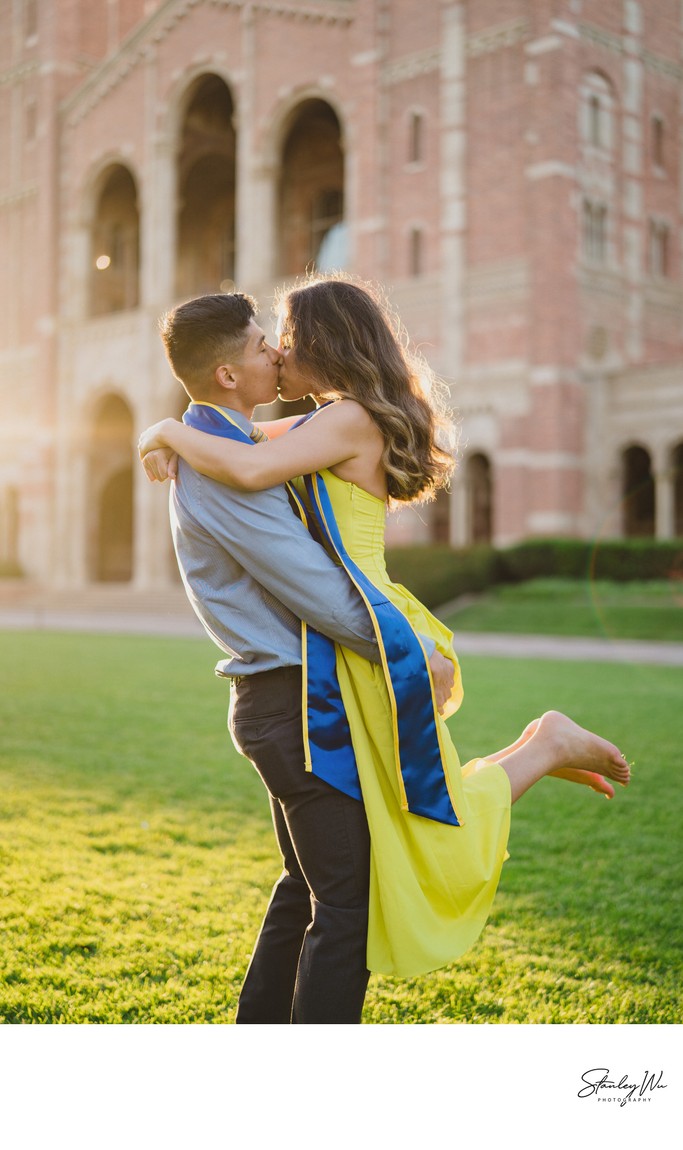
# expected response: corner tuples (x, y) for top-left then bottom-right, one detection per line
(0, 0), (681, 588)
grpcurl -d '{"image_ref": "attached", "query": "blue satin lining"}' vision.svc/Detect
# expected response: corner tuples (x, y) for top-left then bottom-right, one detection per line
(303, 472), (459, 826)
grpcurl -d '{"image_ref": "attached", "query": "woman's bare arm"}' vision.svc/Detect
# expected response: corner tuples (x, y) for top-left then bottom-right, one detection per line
(138, 402), (374, 491)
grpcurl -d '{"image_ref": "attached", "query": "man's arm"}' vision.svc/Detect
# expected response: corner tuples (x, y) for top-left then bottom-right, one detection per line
(177, 465), (455, 707)
(177, 465), (381, 662)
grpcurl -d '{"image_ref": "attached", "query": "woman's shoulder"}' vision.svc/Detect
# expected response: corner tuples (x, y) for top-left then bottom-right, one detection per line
(313, 398), (378, 436)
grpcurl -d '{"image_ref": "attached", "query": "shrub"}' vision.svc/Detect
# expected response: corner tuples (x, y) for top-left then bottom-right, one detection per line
(501, 538), (683, 584)
(386, 545), (501, 608)
(386, 538), (683, 607)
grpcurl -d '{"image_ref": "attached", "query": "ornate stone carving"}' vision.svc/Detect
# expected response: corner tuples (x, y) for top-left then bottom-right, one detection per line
(466, 20), (528, 58)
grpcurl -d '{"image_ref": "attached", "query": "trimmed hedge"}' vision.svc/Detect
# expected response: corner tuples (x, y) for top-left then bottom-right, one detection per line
(386, 538), (683, 609)
(386, 545), (501, 609)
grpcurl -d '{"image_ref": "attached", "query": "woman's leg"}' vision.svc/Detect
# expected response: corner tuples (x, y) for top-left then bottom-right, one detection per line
(483, 716), (620, 798)
(486, 711), (630, 805)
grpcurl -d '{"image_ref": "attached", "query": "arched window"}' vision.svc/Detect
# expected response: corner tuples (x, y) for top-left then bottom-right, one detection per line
(278, 100), (344, 276)
(588, 95), (601, 146)
(409, 227), (424, 277)
(87, 395), (134, 582)
(176, 75), (236, 298)
(580, 72), (615, 152)
(408, 110), (424, 164)
(25, 98), (37, 144)
(90, 165), (140, 316)
(582, 200), (608, 263)
(652, 114), (665, 169)
(648, 219), (670, 277)
(24, 0), (38, 40)
(622, 445), (655, 538)
(466, 453), (493, 544)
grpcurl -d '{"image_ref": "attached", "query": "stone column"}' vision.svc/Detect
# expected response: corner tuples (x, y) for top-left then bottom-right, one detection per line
(52, 433), (90, 588)
(439, 2), (466, 378)
(235, 4), (277, 300)
(132, 47), (180, 589)
(622, 0), (644, 362)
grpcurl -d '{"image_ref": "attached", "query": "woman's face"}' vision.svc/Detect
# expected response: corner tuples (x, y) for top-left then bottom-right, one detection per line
(275, 310), (320, 403)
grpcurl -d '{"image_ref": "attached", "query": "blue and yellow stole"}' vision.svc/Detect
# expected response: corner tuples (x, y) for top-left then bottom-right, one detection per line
(183, 401), (461, 827)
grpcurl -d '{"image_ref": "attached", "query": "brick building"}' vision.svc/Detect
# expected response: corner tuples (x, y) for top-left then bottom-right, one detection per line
(0, 0), (681, 589)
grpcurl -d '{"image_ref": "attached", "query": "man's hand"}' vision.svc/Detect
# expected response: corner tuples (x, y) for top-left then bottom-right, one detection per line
(428, 649), (455, 714)
(141, 447), (178, 483)
(138, 418), (179, 457)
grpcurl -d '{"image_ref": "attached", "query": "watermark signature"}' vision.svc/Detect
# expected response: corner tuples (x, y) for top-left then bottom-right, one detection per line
(578, 1068), (668, 1107)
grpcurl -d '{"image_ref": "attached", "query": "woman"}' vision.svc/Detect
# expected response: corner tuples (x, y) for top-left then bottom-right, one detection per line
(139, 274), (630, 977)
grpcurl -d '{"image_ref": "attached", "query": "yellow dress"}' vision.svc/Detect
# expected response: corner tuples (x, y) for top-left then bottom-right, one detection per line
(319, 470), (512, 978)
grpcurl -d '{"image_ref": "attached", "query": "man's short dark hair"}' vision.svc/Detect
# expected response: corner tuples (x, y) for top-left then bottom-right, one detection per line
(159, 293), (257, 396)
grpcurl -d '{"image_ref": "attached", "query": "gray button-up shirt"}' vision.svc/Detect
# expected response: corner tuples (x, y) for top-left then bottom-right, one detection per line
(170, 406), (381, 677)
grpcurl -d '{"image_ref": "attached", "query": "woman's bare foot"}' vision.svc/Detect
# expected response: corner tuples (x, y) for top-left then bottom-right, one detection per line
(549, 767), (616, 798)
(496, 710), (630, 804)
(538, 711), (630, 785)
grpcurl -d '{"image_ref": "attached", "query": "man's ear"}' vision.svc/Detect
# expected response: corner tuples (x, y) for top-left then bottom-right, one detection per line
(215, 364), (238, 392)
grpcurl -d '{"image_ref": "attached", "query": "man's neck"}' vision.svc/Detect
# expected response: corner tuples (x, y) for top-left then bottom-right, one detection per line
(193, 396), (255, 420)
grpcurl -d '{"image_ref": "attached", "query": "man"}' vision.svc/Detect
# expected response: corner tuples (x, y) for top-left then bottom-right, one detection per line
(146, 292), (453, 1024)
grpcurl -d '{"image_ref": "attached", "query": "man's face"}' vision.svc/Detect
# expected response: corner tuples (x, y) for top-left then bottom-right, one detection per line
(225, 319), (281, 414)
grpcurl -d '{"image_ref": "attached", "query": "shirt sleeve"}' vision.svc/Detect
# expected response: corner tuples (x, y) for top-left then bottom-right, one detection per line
(177, 465), (381, 663)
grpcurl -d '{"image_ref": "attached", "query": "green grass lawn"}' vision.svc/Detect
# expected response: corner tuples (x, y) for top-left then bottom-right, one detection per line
(441, 577), (683, 642)
(1, 629), (681, 1024)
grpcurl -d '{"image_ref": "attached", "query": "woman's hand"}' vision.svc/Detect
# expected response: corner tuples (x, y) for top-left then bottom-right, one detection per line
(141, 447), (179, 483)
(138, 418), (180, 457)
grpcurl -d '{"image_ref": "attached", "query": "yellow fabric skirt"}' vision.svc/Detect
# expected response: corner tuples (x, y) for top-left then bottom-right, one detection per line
(306, 471), (512, 978)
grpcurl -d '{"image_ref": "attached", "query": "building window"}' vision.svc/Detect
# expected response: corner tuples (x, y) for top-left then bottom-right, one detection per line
(409, 228), (423, 277)
(580, 72), (614, 152)
(24, 0), (38, 40)
(588, 95), (602, 146)
(582, 200), (608, 264)
(408, 111), (424, 165)
(25, 99), (37, 144)
(648, 219), (670, 278)
(652, 115), (665, 169)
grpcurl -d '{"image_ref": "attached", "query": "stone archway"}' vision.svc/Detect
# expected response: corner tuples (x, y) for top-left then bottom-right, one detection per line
(176, 74), (236, 298)
(89, 164), (140, 316)
(87, 394), (134, 582)
(278, 99), (344, 276)
(622, 445), (655, 537)
(466, 453), (493, 544)
(431, 487), (451, 544)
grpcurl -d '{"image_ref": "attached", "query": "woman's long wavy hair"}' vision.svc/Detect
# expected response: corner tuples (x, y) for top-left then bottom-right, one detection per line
(276, 274), (456, 504)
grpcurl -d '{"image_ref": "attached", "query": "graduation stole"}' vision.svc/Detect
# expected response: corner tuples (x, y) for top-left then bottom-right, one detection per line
(183, 401), (461, 827)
